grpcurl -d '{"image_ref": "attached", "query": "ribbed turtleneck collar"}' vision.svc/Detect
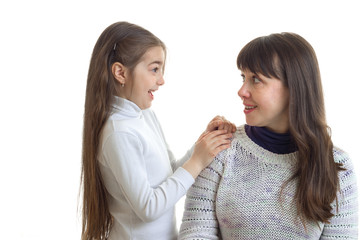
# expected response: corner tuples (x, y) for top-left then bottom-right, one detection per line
(245, 125), (297, 154)
(111, 96), (143, 119)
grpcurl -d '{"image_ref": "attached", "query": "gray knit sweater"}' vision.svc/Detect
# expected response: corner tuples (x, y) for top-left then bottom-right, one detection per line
(179, 125), (358, 239)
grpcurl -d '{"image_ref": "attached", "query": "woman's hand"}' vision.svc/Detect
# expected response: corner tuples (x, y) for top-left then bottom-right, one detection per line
(183, 129), (232, 179)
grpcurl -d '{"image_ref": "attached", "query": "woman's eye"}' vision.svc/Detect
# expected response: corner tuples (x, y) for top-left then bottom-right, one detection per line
(253, 77), (261, 83)
(152, 67), (159, 73)
(241, 74), (245, 82)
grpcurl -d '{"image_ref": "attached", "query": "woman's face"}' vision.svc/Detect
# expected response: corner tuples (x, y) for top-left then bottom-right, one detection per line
(238, 69), (290, 133)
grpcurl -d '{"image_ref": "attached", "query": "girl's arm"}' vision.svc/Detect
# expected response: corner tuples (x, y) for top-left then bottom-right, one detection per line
(169, 115), (236, 171)
(182, 129), (231, 179)
(100, 129), (231, 222)
(101, 132), (193, 222)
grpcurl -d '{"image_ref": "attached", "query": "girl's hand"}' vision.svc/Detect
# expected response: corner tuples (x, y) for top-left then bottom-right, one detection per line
(206, 115), (236, 133)
(182, 129), (232, 179)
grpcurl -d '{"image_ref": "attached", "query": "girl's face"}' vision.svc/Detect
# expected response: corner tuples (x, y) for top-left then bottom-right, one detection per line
(238, 69), (290, 133)
(123, 46), (165, 110)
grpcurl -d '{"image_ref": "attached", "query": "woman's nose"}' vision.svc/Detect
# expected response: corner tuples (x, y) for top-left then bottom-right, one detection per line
(238, 83), (250, 99)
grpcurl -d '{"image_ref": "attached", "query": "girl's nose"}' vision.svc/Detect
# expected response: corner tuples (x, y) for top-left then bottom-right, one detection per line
(157, 75), (165, 86)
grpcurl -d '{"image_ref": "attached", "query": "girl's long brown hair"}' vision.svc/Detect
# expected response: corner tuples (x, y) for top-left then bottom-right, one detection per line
(236, 32), (344, 225)
(80, 22), (165, 240)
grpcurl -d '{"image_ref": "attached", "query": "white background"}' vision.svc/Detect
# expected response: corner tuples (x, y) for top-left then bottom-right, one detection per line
(1, 0), (359, 239)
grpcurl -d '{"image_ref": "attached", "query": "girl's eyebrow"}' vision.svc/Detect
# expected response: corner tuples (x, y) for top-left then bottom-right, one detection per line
(149, 60), (163, 65)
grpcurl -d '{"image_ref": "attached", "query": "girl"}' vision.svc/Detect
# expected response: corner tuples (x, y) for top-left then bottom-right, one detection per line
(179, 32), (358, 239)
(80, 22), (235, 240)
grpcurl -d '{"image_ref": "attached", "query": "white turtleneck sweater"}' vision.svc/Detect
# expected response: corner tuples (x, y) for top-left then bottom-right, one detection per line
(98, 97), (194, 240)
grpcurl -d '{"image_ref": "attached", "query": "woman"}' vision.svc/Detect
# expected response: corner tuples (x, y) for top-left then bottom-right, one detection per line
(179, 32), (358, 239)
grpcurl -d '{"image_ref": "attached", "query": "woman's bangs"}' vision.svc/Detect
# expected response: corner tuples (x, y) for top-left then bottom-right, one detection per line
(237, 38), (279, 79)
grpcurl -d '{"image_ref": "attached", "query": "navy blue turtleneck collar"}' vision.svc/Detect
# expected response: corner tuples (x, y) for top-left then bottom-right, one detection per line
(245, 125), (297, 154)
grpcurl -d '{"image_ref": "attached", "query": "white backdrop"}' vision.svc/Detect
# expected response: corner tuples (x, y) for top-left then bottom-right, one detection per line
(1, 0), (359, 239)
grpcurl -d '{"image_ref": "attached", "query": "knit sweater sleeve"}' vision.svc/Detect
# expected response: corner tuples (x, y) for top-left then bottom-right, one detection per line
(320, 148), (358, 239)
(179, 148), (228, 239)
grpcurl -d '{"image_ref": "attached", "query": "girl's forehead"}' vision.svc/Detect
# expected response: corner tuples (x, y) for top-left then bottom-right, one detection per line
(141, 46), (165, 63)
(143, 46), (165, 57)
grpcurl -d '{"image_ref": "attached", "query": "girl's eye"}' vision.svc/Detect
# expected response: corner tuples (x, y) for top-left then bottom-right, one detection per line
(152, 67), (159, 73)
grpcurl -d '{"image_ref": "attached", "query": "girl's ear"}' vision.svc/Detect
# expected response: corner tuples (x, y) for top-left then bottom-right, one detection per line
(112, 62), (127, 84)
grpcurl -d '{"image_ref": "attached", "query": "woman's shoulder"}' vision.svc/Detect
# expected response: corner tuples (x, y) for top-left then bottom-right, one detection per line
(333, 146), (357, 189)
(214, 125), (249, 161)
(333, 146), (353, 168)
(231, 124), (248, 144)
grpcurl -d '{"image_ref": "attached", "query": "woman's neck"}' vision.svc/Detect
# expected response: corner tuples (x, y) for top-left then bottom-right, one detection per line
(245, 125), (297, 154)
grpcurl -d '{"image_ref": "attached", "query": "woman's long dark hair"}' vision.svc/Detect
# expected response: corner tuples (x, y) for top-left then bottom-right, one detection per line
(80, 21), (165, 240)
(237, 32), (344, 226)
